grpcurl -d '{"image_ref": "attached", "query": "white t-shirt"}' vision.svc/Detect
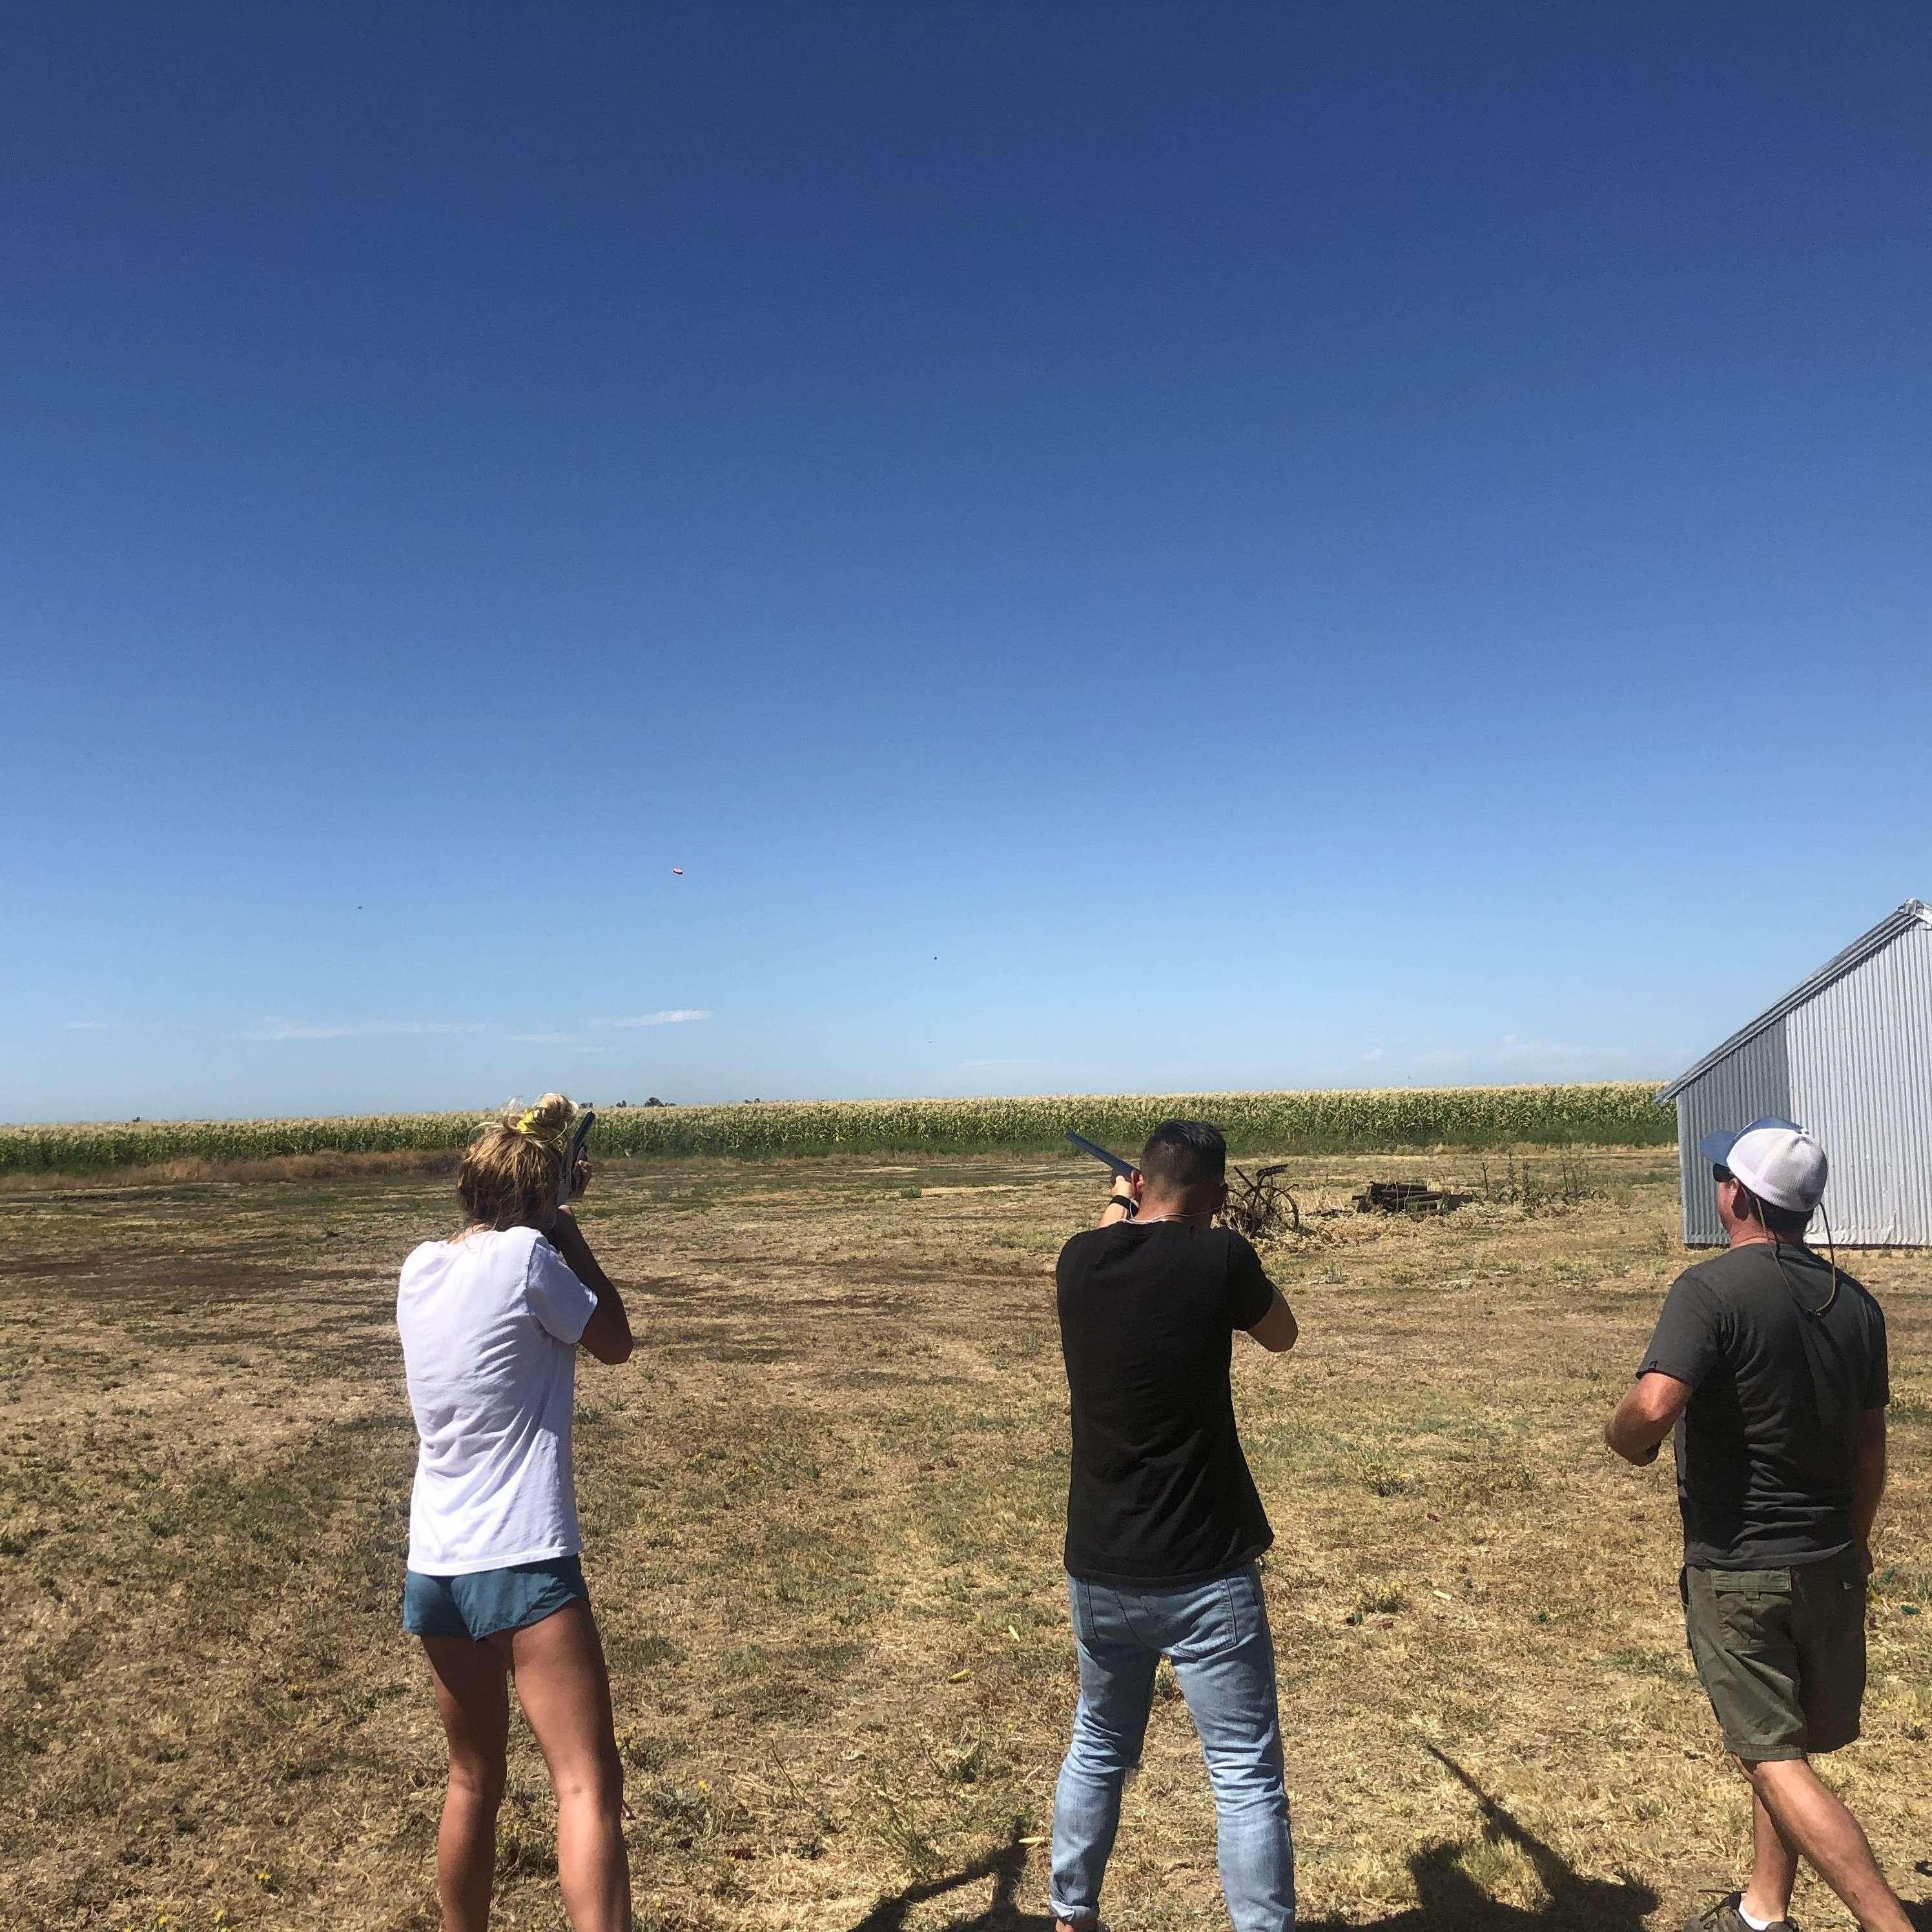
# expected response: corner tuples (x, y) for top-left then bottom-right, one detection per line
(397, 1224), (601, 1576)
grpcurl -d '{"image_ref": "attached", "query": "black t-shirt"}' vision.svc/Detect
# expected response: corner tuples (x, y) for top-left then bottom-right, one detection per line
(1056, 1220), (1277, 1588)
(1639, 1242), (1889, 1570)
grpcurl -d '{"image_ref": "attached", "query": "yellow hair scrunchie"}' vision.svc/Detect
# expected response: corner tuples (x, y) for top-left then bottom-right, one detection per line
(513, 1108), (565, 1155)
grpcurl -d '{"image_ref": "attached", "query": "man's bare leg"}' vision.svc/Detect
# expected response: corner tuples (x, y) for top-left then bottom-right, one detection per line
(1740, 1789), (1799, 1926)
(1741, 1757), (1912, 1932)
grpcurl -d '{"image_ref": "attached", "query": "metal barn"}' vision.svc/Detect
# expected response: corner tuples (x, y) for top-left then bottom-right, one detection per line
(1659, 899), (1932, 1248)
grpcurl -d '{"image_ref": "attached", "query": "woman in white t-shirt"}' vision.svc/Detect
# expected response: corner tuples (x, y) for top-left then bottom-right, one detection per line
(396, 1094), (634, 1932)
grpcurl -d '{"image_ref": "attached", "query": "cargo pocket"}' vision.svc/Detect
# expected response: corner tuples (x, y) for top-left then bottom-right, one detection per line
(1683, 1567), (1786, 1676)
(1794, 1561), (1869, 1752)
(1702, 1568), (1796, 1652)
(1687, 1567), (1805, 1759)
(1705, 1567), (1794, 1597)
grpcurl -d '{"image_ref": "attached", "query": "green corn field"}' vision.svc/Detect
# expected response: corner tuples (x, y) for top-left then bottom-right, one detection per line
(0, 1083), (1673, 1175)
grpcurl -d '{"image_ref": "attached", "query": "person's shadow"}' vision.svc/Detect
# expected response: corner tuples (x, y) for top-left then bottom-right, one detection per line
(1300, 1746), (1656, 1931)
(841, 1752), (1649, 1932)
(841, 1821), (1051, 1931)
(839, 1757), (1932, 1930)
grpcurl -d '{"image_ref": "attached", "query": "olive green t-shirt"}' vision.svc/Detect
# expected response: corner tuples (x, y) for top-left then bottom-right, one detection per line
(1639, 1243), (1889, 1570)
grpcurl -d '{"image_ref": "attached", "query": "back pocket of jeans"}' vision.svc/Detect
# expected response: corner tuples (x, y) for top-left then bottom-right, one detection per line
(1162, 1574), (1250, 1664)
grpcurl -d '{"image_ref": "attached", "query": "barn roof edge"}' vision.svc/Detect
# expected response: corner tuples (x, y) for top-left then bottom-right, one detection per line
(1656, 899), (1931, 1104)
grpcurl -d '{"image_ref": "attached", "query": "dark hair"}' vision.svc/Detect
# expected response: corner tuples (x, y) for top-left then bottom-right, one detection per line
(1138, 1119), (1227, 1197)
(1714, 1165), (1811, 1241)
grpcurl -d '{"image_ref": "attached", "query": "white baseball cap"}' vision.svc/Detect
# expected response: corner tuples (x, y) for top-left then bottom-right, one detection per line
(1699, 1116), (1829, 1213)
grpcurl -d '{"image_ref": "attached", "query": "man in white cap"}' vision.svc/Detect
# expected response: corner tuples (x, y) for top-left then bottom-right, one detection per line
(1606, 1120), (1906, 1932)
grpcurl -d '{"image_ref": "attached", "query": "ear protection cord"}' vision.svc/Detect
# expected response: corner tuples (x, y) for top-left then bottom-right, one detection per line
(1721, 1143), (1840, 1319)
(1756, 1187), (1841, 1319)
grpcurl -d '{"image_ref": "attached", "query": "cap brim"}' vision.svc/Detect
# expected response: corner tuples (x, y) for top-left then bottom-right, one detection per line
(1699, 1128), (1742, 1166)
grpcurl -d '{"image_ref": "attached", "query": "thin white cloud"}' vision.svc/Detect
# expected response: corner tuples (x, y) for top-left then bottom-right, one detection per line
(63, 1020), (114, 1031)
(1413, 1034), (1638, 1075)
(588, 1010), (712, 1028)
(238, 1017), (488, 1042)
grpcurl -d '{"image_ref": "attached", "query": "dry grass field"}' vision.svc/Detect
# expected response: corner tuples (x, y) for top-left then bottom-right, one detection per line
(3, 1149), (1927, 1932)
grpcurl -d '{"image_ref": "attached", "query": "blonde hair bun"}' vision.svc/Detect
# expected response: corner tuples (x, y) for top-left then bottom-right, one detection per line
(495, 1092), (575, 1153)
(456, 1094), (576, 1231)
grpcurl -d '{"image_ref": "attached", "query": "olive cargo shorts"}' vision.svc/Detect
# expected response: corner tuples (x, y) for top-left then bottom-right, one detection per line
(1682, 1554), (1867, 1762)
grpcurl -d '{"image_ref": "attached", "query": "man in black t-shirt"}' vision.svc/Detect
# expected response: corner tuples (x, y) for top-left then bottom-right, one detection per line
(1606, 1120), (1908, 1932)
(1049, 1120), (1299, 1932)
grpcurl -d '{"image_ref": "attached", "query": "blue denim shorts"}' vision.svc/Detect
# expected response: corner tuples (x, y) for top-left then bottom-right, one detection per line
(403, 1554), (589, 1641)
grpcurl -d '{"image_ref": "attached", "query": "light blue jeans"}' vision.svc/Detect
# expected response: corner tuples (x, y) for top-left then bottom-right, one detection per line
(1050, 1562), (1294, 1929)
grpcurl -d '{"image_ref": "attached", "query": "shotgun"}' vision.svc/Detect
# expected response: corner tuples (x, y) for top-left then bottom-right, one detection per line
(560, 1108), (596, 1206)
(1065, 1129), (1136, 1180)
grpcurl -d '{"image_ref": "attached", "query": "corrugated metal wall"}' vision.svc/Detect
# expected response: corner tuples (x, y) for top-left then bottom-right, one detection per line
(1787, 920), (1932, 1246)
(1674, 1017), (1793, 1244)
(1672, 919), (1932, 1246)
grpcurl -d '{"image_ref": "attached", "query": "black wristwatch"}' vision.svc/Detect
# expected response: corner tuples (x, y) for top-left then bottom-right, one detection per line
(1108, 1195), (1137, 1215)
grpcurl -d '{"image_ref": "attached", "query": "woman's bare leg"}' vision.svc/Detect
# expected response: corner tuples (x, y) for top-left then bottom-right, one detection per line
(422, 1638), (511, 1932)
(509, 1602), (631, 1932)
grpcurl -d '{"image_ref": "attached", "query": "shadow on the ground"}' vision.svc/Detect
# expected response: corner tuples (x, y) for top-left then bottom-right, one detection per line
(1299, 1745), (1660, 1931)
(841, 1760), (1932, 1930)
(841, 1823), (1051, 1931)
(1911, 1860), (1932, 1932)
(839, 1753), (1653, 1932)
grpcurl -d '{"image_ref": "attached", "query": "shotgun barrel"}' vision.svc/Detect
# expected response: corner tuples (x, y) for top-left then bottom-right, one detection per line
(561, 1109), (596, 1204)
(1065, 1129), (1136, 1179)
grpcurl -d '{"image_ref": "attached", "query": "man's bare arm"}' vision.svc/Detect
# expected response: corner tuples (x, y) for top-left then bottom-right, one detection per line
(1246, 1288), (1299, 1354)
(1098, 1169), (1141, 1228)
(1605, 1371), (1690, 1465)
(1853, 1407), (1887, 1567)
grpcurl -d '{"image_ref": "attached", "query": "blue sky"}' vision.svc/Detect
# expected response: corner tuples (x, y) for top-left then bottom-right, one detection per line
(6, 2), (1929, 1122)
